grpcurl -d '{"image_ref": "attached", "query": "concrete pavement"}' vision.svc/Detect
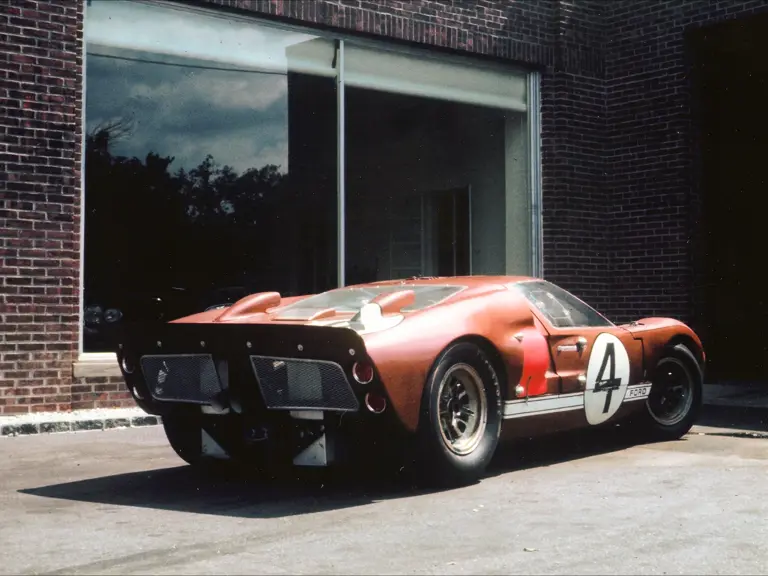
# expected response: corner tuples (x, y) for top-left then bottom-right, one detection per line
(1, 416), (767, 575)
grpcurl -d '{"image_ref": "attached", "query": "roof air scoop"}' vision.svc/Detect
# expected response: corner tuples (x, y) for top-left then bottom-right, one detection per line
(215, 291), (281, 322)
(352, 289), (414, 333)
(308, 308), (338, 322)
(371, 289), (415, 315)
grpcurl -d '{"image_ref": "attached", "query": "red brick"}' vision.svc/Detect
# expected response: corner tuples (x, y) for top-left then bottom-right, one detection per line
(1, 405), (31, 414)
(1, 0), (82, 412)
(31, 403), (59, 412)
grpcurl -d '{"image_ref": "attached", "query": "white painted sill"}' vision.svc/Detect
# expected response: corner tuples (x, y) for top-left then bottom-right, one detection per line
(73, 352), (122, 379)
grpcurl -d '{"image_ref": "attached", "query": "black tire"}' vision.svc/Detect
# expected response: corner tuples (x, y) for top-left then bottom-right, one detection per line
(413, 341), (503, 487)
(626, 343), (703, 442)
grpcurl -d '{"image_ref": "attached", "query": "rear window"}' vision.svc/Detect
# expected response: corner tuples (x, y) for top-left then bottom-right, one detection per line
(275, 284), (465, 319)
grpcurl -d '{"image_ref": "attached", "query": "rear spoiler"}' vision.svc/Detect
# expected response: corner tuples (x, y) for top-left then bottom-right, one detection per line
(115, 321), (368, 369)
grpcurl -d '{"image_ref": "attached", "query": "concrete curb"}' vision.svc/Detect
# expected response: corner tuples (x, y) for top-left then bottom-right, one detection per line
(0, 408), (162, 438)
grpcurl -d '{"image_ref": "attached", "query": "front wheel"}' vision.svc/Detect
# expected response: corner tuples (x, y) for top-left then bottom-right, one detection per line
(413, 341), (503, 487)
(626, 343), (703, 441)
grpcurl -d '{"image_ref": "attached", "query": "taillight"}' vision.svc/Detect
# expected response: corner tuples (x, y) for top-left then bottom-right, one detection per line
(120, 354), (135, 374)
(365, 392), (387, 414)
(352, 361), (374, 384)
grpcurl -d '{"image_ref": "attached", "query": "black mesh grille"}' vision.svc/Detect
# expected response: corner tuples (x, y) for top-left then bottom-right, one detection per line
(250, 356), (359, 412)
(140, 354), (223, 404)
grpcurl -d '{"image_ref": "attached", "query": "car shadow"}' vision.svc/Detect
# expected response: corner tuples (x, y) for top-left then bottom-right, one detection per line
(488, 425), (646, 477)
(19, 427), (646, 519)
(19, 464), (427, 520)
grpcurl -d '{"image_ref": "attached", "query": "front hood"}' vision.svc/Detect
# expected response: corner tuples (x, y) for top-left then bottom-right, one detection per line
(619, 317), (687, 335)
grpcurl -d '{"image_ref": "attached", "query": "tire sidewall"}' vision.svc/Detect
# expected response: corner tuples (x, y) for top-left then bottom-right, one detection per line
(417, 341), (503, 482)
(639, 344), (703, 440)
(162, 408), (205, 465)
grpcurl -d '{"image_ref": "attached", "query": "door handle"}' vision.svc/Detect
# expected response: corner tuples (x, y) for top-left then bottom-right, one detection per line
(557, 337), (588, 355)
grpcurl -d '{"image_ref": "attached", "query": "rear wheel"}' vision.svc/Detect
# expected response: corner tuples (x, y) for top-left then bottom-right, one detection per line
(626, 343), (702, 441)
(414, 341), (503, 487)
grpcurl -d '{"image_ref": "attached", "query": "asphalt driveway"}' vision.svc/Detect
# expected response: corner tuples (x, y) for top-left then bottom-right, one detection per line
(1, 407), (767, 575)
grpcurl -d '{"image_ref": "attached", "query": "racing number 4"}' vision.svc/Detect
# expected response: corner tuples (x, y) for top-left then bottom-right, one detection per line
(593, 342), (621, 413)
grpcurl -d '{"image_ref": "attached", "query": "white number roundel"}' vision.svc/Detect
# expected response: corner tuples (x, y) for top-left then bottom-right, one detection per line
(584, 333), (631, 425)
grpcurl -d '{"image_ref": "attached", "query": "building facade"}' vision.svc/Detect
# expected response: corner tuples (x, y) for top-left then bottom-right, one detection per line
(2, 0), (767, 414)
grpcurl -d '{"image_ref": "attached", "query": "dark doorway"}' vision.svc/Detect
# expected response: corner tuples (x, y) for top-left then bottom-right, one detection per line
(422, 186), (471, 277)
(691, 13), (768, 382)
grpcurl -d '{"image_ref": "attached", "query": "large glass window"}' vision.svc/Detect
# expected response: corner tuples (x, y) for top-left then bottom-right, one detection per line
(342, 43), (531, 284)
(81, 1), (538, 355)
(83, 0), (337, 351)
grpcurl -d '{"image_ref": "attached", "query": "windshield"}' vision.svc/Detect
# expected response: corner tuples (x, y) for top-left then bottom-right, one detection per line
(513, 280), (613, 328)
(274, 284), (465, 319)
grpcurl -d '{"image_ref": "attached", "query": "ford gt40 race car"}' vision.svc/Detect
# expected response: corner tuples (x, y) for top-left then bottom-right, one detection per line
(115, 276), (705, 486)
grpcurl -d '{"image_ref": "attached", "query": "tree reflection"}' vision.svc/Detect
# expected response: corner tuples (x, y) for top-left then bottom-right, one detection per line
(83, 119), (288, 349)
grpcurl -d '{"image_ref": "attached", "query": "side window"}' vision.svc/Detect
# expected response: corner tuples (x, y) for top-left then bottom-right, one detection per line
(515, 281), (613, 328)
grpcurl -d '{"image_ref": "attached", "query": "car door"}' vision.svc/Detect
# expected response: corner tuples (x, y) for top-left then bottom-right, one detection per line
(516, 281), (642, 400)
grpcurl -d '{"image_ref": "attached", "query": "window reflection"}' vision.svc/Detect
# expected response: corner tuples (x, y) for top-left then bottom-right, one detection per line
(83, 10), (336, 352)
(82, 1), (534, 353)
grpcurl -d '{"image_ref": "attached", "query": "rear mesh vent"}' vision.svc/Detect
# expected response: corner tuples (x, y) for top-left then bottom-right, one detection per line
(140, 354), (223, 404)
(250, 356), (359, 412)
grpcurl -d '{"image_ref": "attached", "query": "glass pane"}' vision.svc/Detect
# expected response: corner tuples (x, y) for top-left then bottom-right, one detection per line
(274, 284), (465, 318)
(515, 281), (613, 328)
(344, 84), (530, 284)
(83, 1), (337, 351)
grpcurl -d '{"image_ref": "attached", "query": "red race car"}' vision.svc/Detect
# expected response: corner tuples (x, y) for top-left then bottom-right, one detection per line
(115, 276), (705, 486)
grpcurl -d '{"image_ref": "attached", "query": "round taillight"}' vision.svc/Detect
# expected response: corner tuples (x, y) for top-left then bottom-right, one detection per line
(365, 392), (387, 414)
(120, 354), (135, 374)
(128, 384), (144, 400)
(352, 361), (374, 384)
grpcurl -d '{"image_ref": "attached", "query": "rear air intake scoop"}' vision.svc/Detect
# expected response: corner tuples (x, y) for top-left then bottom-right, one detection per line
(370, 289), (415, 315)
(214, 291), (281, 322)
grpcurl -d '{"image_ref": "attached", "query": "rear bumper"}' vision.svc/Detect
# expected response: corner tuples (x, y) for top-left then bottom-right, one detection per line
(117, 321), (378, 411)
(115, 321), (408, 466)
(136, 352), (362, 414)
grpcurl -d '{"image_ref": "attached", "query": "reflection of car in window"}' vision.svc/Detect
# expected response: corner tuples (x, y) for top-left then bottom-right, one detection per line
(83, 285), (253, 350)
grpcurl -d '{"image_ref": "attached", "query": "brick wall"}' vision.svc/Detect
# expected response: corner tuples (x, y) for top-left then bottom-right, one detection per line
(1, 1), (85, 413)
(540, 0), (610, 311)
(3, 0), (767, 413)
(604, 0), (768, 324)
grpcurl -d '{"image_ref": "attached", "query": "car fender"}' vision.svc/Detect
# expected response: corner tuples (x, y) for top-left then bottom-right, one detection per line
(361, 288), (539, 432)
(622, 317), (705, 379)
